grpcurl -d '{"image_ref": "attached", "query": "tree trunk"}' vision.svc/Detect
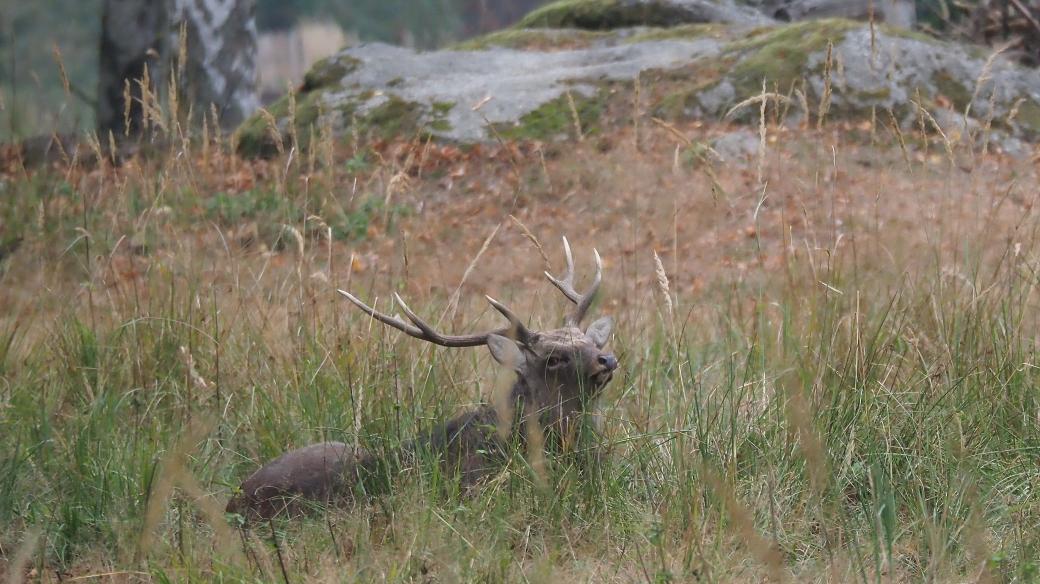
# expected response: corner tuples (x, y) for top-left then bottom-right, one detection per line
(97, 0), (167, 140)
(170, 0), (260, 129)
(97, 0), (259, 141)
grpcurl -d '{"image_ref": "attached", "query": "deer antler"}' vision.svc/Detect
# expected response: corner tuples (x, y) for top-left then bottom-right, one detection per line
(337, 290), (533, 347)
(544, 236), (603, 326)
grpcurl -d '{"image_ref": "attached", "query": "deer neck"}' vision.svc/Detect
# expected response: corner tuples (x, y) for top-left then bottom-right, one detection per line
(506, 372), (585, 434)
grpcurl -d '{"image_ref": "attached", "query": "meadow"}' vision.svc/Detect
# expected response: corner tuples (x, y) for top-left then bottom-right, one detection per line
(1, 100), (1039, 582)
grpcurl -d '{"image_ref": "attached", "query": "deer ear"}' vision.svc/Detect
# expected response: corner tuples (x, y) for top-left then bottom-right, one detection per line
(585, 316), (614, 348)
(487, 334), (524, 368)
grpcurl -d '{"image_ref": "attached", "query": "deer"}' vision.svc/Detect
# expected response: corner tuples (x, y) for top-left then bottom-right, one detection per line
(225, 238), (618, 521)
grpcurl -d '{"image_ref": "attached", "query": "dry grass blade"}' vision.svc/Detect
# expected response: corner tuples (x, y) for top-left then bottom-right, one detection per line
(704, 470), (786, 583)
(723, 92), (791, 121)
(816, 42), (834, 130)
(652, 249), (674, 321)
(565, 90), (584, 142)
(911, 98), (955, 164)
(441, 223), (502, 324)
(51, 45), (70, 97)
(650, 117), (692, 146)
(758, 80), (768, 185)
(138, 416), (219, 558)
(509, 215), (551, 271)
(4, 528), (40, 584)
(179, 346), (211, 393)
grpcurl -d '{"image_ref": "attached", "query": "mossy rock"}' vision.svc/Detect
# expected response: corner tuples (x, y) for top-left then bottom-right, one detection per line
(517, 0), (770, 30)
(518, 0), (701, 29)
(235, 90), (326, 158)
(724, 19), (858, 97)
(358, 96), (426, 139)
(236, 90), (450, 158)
(302, 55), (360, 91)
(236, 55), (362, 157)
(1016, 99), (1040, 138)
(643, 55), (738, 118)
(236, 17), (1040, 153)
(492, 89), (609, 141)
(931, 70), (973, 111)
(451, 28), (617, 51)
(454, 23), (739, 52)
(624, 22), (734, 43)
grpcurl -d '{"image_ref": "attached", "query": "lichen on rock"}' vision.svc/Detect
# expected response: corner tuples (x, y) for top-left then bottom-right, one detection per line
(236, 14), (1040, 156)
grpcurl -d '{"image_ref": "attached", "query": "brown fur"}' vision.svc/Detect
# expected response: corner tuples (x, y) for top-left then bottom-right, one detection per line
(226, 322), (616, 521)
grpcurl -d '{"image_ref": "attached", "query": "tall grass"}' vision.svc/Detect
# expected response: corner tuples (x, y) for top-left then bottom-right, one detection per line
(2, 80), (1040, 583)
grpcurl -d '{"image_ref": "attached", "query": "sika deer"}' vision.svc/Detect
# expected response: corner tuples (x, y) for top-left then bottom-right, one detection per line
(226, 238), (618, 520)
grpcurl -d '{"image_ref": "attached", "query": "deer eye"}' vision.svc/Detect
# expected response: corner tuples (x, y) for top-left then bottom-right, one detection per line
(546, 354), (569, 368)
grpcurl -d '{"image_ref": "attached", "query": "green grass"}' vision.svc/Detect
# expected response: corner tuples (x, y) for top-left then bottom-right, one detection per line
(2, 112), (1040, 583)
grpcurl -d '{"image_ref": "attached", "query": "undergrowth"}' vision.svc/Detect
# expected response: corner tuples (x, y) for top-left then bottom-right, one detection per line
(1, 73), (1039, 583)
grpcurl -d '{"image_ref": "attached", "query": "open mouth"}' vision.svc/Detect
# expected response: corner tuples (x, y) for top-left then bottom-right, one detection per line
(592, 370), (614, 387)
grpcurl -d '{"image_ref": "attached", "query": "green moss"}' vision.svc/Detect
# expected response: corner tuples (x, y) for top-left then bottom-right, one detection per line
(429, 101), (455, 133)
(237, 55), (362, 157)
(432, 102), (455, 116)
(643, 57), (735, 119)
(931, 71), (972, 111)
(726, 19), (858, 98)
(1015, 99), (1040, 137)
(654, 90), (695, 119)
(516, 0), (707, 30)
(237, 91), (448, 157)
(625, 23), (731, 43)
(879, 24), (938, 44)
(451, 28), (614, 51)
(493, 90), (607, 140)
(301, 55), (359, 91)
(235, 112), (274, 159)
(235, 90), (327, 158)
(854, 87), (892, 101)
(358, 96), (425, 139)
(516, 0), (618, 29)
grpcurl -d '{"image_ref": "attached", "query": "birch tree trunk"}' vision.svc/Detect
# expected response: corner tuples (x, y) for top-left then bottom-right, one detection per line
(97, 0), (259, 141)
(171, 0), (260, 129)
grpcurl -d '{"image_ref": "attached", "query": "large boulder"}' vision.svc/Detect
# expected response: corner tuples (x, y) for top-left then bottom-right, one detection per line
(236, 14), (1040, 156)
(515, 0), (774, 28)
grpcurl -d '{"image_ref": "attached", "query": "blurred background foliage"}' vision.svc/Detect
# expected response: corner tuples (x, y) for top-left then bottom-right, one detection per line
(0, 0), (543, 140)
(1, 0), (1037, 140)
(258, 0), (463, 43)
(1, 1), (103, 139)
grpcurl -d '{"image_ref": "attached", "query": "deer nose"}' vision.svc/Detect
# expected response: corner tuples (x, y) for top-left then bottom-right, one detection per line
(597, 354), (618, 371)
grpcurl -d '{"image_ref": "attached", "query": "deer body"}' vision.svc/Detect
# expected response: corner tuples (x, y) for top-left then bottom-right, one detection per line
(227, 239), (617, 520)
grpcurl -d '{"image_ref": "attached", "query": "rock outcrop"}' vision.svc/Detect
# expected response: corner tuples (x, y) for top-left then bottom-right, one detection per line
(236, 0), (1040, 156)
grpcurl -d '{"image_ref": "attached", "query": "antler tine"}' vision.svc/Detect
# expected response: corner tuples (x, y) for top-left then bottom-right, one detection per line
(337, 289), (502, 348)
(338, 289), (423, 336)
(571, 248), (603, 324)
(544, 236), (580, 304)
(485, 295), (534, 345)
(543, 237), (603, 326)
(391, 293), (447, 339)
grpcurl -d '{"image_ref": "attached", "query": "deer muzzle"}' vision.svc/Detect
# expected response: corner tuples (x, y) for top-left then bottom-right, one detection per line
(597, 353), (618, 372)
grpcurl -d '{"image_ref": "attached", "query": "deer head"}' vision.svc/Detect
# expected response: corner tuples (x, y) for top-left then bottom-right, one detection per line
(337, 237), (618, 438)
